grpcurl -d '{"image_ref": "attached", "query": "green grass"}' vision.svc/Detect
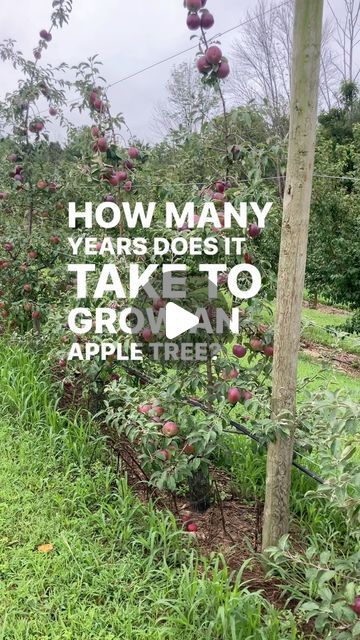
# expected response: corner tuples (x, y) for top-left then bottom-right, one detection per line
(262, 303), (360, 355)
(0, 340), (300, 640)
(300, 308), (360, 355)
(297, 354), (360, 400)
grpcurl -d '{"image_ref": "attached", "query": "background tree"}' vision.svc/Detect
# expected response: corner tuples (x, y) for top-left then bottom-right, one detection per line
(329, 0), (360, 82)
(229, 0), (338, 134)
(152, 61), (220, 138)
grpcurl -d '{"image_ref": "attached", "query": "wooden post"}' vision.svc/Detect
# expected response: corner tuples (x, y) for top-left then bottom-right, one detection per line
(262, 0), (324, 550)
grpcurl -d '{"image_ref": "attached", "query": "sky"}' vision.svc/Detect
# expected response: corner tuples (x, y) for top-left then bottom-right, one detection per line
(0, 0), (353, 144)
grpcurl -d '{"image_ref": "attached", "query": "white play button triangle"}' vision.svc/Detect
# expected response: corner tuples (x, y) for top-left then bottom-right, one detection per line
(165, 302), (199, 340)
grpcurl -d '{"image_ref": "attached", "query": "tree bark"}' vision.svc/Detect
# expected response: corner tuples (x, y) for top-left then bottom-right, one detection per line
(188, 465), (211, 512)
(262, 0), (324, 550)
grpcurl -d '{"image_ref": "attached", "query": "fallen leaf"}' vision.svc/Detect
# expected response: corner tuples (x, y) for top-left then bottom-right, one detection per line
(37, 543), (54, 553)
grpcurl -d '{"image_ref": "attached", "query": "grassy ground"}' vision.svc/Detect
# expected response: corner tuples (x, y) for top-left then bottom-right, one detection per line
(297, 354), (360, 400)
(263, 303), (360, 355)
(0, 304), (358, 639)
(0, 341), (300, 640)
(300, 307), (360, 355)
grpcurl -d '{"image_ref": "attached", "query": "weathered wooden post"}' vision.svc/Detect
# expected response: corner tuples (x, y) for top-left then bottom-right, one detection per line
(262, 0), (324, 550)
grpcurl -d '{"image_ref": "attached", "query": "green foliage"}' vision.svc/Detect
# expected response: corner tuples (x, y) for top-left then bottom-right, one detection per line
(265, 536), (360, 639)
(343, 309), (360, 335)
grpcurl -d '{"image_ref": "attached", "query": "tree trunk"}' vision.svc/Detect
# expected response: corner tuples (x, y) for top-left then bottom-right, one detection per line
(309, 291), (318, 309)
(262, 0), (324, 550)
(188, 465), (211, 512)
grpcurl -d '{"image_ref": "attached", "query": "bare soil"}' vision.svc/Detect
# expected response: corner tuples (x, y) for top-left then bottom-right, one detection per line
(301, 339), (360, 377)
(303, 300), (351, 316)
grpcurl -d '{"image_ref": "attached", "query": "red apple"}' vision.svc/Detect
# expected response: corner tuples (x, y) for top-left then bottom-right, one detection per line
(89, 89), (98, 105)
(152, 405), (164, 417)
(162, 421), (179, 437)
(37, 180), (47, 190)
(59, 358), (66, 368)
(217, 272), (228, 285)
(50, 235), (60, 245)
(241, 390), (253, 402)
(138, 404), (152, 414)
(93, 98), (104, 112)
(157, 449), (171, 461)
(32, 310), (41, 319)
(250, 338), (263, 352)
(97, 137), (108, 152)
(232, 344), (247, 358)
(180, 511), (192, 524)
(217, 60), (230, 79)
(153, 298), (166, 311)
(196, 55), (211, 74)
(108, 173), (119, 186)
(124, 180), (132, 192)
(183, 443), (195, 455)
(4, 242), (14, 252)
(186, 0), (202, 10)
(91, 125), (100, 138)
(244, 252), (253, 265)
(263, 345), (274, 358)
(227, 387), (241, 405)
(249, 223), (261, 238)
(206, 45), (222, 65)
(128, 147), (139, 159)
(117, 171), (128, 182)
(215, 181), (225, 193)
(200, 10), (214, 29)
(142, 328), (153, 342)
(187, 13), (201, 30)
(186, 522), (198, 532)
(23, 284), (32, 293)
(49, 107), (57, 116)
(351, 596), (360, 616)
(39, 29), (49, 39)
(213, 192), (225, 202)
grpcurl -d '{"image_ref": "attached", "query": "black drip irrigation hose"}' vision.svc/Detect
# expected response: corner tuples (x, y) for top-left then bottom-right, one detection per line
(119, 365), (325, 486)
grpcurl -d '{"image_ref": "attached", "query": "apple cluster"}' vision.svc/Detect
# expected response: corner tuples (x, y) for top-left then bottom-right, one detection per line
(87, 91), (142, 195)
(183, 0), (230, 80)
(34, 28), (53, 60)
(185, 0), (214, 31)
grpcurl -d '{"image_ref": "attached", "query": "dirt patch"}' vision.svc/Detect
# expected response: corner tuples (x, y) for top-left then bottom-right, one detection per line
(301, 339), (360, 377)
